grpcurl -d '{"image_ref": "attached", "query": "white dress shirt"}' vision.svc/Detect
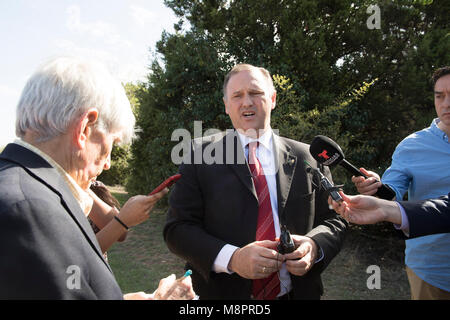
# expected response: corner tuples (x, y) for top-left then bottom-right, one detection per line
(212, 128), (292, 296)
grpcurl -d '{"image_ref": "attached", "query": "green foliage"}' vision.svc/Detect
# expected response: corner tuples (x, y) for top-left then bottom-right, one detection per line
(125, 31), (228, 197)
(126, 0), (449, 197)
(98, 144), (132, 186)
(271, 74), (378, 191)
(163, 0), (449, 167)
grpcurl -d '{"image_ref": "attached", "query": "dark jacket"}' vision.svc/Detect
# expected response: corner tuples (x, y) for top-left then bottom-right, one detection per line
(164, 131), (347, 299)
(0, 143), (123, 299)
(401, 193), (450, 238)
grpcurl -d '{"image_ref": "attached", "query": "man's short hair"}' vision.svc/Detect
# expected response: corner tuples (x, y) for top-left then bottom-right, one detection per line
(15, 56), (135, 144)
(222, 63), (274, 99)
(431, 66), (450, 90)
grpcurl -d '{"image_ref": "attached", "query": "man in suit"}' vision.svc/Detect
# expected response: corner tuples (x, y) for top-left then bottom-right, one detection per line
(164, 64), (347, 300)
(0, 56), (194, 299)
(329, 192), (450, 238)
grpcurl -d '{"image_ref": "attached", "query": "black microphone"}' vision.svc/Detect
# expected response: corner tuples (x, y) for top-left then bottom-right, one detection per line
(309, 135), (396, 200)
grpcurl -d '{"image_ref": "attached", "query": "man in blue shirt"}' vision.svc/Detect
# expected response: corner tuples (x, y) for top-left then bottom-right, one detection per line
(352, 66), (450, 299)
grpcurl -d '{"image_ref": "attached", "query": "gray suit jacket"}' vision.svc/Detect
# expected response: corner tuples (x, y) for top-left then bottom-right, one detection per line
(164, 131), (347, 299)
(0, 143), (123, 299)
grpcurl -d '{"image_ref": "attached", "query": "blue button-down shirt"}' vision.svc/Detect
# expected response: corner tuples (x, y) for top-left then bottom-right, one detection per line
(382, 118), (450, 291)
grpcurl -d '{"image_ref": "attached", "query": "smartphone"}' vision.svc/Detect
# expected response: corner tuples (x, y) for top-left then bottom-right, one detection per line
(149, 174), (182, 195)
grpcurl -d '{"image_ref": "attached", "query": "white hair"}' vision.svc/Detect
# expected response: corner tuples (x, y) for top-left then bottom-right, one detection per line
(15, 56), (135, 144)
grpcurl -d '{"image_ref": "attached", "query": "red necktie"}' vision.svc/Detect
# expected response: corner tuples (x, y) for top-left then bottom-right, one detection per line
(248, 141), (280, 300)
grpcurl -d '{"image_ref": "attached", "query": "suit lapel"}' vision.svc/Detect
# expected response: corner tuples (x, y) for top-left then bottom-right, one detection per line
(224, 131), (258, 200)
(273, 135), (297, 220)
(0, 143), (112, 273)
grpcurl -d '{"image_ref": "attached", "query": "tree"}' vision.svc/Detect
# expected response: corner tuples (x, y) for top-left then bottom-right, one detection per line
(164, 0), (449, 169)
(126, 31), (227, 195)
(127, 0), (449, 195)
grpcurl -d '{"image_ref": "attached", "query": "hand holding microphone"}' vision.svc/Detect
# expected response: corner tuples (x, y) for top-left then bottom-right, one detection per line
(352, 167), (383, 196)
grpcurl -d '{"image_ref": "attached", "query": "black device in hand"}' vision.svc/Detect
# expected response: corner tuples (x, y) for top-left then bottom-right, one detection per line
(305, 161), (344, 202)
(309, 135), (396, 200)
(277, 225), (295, 254)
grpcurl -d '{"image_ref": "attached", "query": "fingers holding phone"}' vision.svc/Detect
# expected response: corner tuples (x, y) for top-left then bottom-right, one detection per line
(117, 194), (158, 228)
(149, 174), (181, 195)
(148, 187), (169, 203)
(117, 174), (181, 228)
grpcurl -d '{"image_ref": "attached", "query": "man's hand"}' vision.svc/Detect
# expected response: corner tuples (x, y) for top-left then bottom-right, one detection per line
(229, 240), (284, 279)
(352, 167), (381, 196)
(123, 273), (195, 300)
(153, 274), (196, 300)
(282, 235), (318, 276)
(328, 192), (401, 225)
(118, 188), (168, 227)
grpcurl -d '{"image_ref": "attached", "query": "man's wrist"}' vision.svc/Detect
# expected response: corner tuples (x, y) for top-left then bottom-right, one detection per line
(384, 200), (402, 225)
(227, 248), (240, 273)
(308, 237), (323, 263)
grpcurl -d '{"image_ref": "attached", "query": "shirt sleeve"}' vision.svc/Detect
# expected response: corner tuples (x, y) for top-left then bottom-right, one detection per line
(393, 202), (410, 237)
(212, 244), (239, 274)
(381, 142), (412, 200)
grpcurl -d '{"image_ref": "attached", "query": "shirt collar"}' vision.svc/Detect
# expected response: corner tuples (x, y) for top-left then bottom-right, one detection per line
(14, 139), (93, 216)
(430, 118), (449, 143)
(237, 128), (274, 152)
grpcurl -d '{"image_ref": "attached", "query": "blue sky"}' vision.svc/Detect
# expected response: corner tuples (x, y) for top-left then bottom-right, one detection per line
(0, 0), (178, 146)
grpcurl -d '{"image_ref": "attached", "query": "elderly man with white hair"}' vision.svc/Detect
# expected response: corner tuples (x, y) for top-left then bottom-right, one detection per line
(0, 56), (194, 300)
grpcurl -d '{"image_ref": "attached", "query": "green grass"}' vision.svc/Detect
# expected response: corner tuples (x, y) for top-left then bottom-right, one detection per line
(321, 226), (410, 299)
(107, 206), (185, 294)
(108, 190), (410, 299)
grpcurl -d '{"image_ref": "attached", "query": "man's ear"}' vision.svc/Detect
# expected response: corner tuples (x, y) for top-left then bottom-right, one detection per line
(223, 96), (230, 115)
(270, 90), (277, 110)
(74, 108), (99, 149)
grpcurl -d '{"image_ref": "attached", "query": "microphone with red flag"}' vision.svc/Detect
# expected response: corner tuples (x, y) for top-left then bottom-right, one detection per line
(309, 135), (396, 200)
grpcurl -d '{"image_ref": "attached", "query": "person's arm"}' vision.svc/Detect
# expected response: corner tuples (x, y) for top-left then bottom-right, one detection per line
(164, 160), (232, 280)
(213, 244), (239, 273)
(329, 192), (450, 238)
(400, 194), (450, 238)
(165, 162), (283, 280)
(87, 189), (127, 242)
(90, 190), (168, 253)
(329, 192), (402, 225)
(379, 144), (412, 200)
(352, 141), (412, 200)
